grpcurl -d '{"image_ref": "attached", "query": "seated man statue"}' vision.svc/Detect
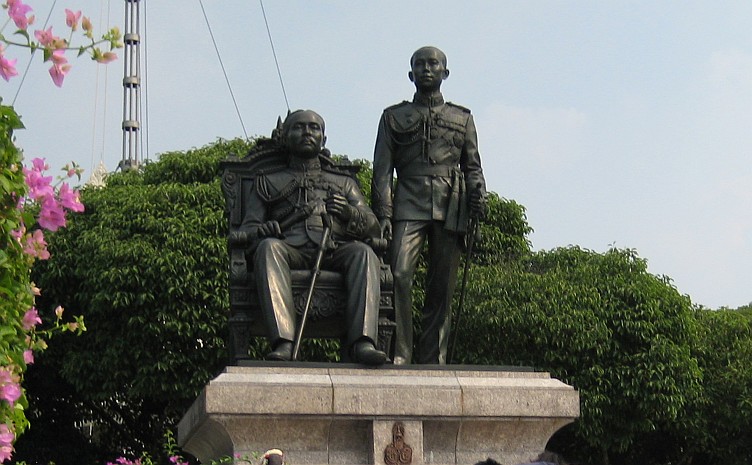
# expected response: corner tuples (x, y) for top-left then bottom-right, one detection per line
(240, 109), (387, 366)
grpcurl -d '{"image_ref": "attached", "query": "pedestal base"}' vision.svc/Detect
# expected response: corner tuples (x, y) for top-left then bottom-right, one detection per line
(178, 365), (579, 465)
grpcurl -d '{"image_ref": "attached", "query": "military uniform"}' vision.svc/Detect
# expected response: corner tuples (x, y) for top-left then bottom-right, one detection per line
(372, 92), (486, 364)
(240, 156), (382, 349)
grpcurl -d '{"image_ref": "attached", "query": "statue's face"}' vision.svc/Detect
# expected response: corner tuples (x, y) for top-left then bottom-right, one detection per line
(409, 47), (448, 92)
(283, 110), (326, 158)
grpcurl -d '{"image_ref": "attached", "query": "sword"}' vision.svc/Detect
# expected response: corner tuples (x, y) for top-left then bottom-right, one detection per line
(291, 213), (333, 361)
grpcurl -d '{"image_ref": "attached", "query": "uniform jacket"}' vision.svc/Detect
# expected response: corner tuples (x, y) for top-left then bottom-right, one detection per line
(240, 156), (380, 249)
(371, 92), (486, 233)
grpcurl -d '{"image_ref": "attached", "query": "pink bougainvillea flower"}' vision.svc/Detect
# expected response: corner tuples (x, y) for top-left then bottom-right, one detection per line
(38, 196), (66, 230)
(0, 49), (18, 82)
(23, 166), (54, 201)
(58, 183), (84, 212)
(0, 369), (22, 406)
(64, 9), (81, 31)
(0, 382), (21, 405)
(23, 229), (50, 260)
(23, 349), (34, 365)
(33, 26), (56, 47)
(49, 62), (71, 87)
(31, 158), (48, 171)
(50, 49), (67, 66)
(7, 0), (34, 30)
(22, 307), (42, 330)
(0, 424), (14, 462)
(55, 305), (64, 318)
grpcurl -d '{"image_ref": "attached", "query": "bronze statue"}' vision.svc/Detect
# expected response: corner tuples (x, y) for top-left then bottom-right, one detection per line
(372, 46), (487, 364)
(241, 109), (386, 365)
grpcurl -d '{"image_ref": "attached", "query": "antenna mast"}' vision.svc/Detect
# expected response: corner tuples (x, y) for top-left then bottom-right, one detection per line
(120, 0), (141, 170)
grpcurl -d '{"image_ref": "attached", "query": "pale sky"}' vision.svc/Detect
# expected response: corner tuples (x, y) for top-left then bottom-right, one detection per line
(4, 1), (751, 309)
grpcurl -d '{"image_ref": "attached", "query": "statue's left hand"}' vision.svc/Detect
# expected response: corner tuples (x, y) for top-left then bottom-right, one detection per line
(326, 193), (353, 221)
(470, 190), (487, 219)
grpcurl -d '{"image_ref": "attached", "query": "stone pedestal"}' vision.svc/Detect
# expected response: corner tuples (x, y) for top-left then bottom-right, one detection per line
(178, 364), (579, 465)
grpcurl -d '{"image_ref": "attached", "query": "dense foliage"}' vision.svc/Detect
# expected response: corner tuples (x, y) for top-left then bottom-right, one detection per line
(14, 137), (752, 465)
(21, 139), (254, 462)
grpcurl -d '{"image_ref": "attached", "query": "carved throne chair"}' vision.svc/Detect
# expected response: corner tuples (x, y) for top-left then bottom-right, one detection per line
(220, 128), (395, 365)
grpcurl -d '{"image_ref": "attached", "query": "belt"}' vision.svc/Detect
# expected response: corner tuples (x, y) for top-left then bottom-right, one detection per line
(397, 164), (455, 178)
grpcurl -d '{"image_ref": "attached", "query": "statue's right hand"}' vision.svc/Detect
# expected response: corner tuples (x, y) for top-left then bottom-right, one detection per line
(379, 218), (392, 241)
(258, 220), (283, 238)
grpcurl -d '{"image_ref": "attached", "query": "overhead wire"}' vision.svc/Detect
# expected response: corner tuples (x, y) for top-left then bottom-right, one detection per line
(259, 0), (290, 112)
(141, 0), (150, 162)
(198, 0), (248, 139)
(90, 0), (113, 175)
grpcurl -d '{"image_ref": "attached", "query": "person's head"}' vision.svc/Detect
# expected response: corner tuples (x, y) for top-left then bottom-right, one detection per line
(261, 449), (284, 465)
(408, 46), (449, 92)
(282, 109), (326, 158)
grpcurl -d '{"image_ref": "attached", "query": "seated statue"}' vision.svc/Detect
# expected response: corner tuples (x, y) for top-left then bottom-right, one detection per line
(239, 109), (387, 366)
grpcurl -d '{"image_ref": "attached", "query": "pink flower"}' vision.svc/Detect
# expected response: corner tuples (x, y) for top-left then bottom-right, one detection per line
(64, 9), (81, 31)
(23, 229), (50, 260)
(0, 47), (18, 82)
(0, 369), (21, 406)
(49, 62), (71, 87)
(50, 49), (67, 66)
(38, 196), (66, 230)
(55, 306), (64, 318)
(32, 158), (49, 171)
(33, 26), (56, 47)
(23, 166), (54, 201)
(0, 424), (14, 463)
(58, 183), (84, 212)
(7, 0), (33, 30)
(23, 349), (34, 365)
(22, 307), (42, 330)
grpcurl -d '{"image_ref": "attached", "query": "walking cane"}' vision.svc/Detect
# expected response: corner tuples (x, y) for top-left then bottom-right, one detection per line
(291, 213), (332, 361)
(448, 193), (482, 364)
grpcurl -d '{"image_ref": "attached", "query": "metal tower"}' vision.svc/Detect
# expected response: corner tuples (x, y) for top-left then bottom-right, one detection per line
(120, 0), (141, 171)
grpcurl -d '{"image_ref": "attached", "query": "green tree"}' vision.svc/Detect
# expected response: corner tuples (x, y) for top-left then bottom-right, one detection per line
(21, 138), (255, 463)
(455, 247), (702, 465)
(677, 308), (752, 464)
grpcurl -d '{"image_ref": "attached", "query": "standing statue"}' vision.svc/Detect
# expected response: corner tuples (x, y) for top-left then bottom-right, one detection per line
(372, 46), (487, 364)
(241, 109), (387, 366)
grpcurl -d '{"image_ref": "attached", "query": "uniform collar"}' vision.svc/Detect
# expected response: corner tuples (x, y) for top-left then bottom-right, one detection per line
(288, 155), (321, 172)
(413, 91), (444, 107)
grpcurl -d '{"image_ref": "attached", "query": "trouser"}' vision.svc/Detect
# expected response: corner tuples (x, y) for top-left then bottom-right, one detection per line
(253, 238), (381, 347)
(391, 220), (462, 364)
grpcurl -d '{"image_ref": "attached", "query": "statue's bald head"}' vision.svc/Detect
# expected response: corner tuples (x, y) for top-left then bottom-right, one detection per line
(281, 109), (327, 157)
(282, 109), (325, 136)
(410, 46), (447, 67)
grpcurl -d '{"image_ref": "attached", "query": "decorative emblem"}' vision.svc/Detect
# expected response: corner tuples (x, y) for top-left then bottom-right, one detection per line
(384, 422), (412, 465)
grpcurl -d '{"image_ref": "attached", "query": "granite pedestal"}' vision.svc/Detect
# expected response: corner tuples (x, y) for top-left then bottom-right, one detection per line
(178, 364), (579, 465)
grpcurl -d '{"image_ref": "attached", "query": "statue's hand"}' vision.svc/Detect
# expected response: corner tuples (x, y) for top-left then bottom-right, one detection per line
(469, 190), (487, 219)
(325, 193), (353, 221)
(257, 220), (283, 238)
(379, 218), (392, 241)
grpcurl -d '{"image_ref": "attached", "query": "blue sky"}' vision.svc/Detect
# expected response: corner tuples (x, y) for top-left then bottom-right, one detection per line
(4, 1), (752, 309)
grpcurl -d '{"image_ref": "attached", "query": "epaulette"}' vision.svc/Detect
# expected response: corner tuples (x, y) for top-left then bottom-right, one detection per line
(255, 164), (288, 176)
(384, 100), (410, 111)
(446, 101), (471, 113)
(322, 165), (350, 176)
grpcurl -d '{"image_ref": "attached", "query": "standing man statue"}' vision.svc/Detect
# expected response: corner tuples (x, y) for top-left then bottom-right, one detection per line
(372, 46), (487, 364)
(241, 109), (387, 366)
